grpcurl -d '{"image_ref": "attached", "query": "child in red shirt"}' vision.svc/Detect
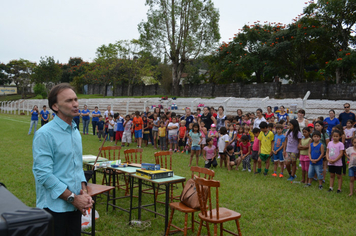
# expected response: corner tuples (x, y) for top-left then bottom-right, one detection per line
(132, 111), (143, 148)
(178, 120), (187, 153)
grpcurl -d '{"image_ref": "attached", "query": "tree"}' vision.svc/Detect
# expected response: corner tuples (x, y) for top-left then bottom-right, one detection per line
(0, 63), (11, 85)
(139, 0), (220, 96)
(32, 56), (62, 94)
(6, 59), (36, 98)
(60, 57), (88, 84)
(304, 0), (356, 83)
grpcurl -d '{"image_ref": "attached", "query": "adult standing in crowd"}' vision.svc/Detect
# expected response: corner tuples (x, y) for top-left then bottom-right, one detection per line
(33, 83), (93, 236)
(200, 106), (216, 130)
(277, 105), (289, 124)
(149, 107), (161, 120)
(81, 105), (90, 135)
(104, 105), (114, 119)
(236, 109), (243, 123)
(338, 103), (355, 127)
(210, 107), (217, 118)
(325, 109), (340, 136)
(216, 106), (227, 131)
(297, 109), (309, 132)
(265, 106), (274, 120)
(91, 106), (101, 135)
(40, 105), (50, 126)
(180, 107), (196, 128)
(253, 108), (266, 129)
(144, 106), (150, 116)
(28, 105), (39, 135)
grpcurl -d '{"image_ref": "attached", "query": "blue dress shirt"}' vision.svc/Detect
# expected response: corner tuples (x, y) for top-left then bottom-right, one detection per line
(32, 115), (86, 212)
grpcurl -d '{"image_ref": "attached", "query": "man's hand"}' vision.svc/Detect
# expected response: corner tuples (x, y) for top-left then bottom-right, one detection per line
(72, 190), (94, 216)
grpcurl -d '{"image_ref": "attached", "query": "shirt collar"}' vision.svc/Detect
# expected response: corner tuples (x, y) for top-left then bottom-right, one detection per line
(53, 115), (77, 131)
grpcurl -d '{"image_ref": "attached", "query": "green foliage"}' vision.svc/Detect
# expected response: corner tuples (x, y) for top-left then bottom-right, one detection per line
(0, 63), (11, 85)
(139, 0), (220, 95)
(32, 56), (62, 85)
(6, 59), (36, 98)
(209, 0), (356, 84)
(33, 83), (47, 99)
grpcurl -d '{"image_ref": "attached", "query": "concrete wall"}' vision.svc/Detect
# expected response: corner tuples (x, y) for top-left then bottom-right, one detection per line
(86, 81), (356, 101)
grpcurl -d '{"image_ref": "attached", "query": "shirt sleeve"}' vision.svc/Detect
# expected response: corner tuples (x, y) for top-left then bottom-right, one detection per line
(32, 132), (67, 200)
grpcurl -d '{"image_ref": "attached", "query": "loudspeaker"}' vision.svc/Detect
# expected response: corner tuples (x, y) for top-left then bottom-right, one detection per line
(0, 185), (53, 236)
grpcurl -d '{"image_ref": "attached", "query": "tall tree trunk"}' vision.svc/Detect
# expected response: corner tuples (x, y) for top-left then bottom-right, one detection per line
(171, 65), (181, 96)
(128, 82), (132, 96)
(255, 71), (261, 83)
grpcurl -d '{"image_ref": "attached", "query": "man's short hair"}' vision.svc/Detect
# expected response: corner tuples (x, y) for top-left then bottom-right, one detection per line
(48, 83), (75, 114)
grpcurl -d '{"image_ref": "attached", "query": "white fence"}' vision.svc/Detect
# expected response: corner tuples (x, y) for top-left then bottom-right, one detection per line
(1, 95), (356, 120)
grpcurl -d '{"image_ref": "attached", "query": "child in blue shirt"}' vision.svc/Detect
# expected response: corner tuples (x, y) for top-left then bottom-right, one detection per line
(97, 115), (105, 141)
(306, 131), (324, 189)
(272, 124), (286, 177)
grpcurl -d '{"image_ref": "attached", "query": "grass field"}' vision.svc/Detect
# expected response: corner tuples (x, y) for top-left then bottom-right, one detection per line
(1, 112), (356, 236)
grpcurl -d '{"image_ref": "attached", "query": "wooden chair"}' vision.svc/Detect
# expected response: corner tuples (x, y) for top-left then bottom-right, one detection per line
(100, 146), (126, 194)
(124, 148), (143, 164)
(166, 166), (215, 236)
(195, 176), (242, 236)
(123, 149), (143, 195)
(141, 151), (182, 203)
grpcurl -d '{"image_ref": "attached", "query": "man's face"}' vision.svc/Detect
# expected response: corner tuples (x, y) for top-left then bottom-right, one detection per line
(52, 89), (79, 119)
(344, 104), (350, 112)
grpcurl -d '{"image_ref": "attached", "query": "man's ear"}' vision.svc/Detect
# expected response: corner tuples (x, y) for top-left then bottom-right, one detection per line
(52, 104), (59, 113)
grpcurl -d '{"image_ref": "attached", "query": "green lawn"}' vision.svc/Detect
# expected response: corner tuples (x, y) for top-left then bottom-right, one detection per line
(1, 113), (355, 236)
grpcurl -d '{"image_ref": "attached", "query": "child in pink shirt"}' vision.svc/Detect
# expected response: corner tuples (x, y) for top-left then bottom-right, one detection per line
(251, 128), (261, 174)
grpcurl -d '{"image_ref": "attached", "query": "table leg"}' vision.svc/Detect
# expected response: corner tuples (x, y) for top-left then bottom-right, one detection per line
(138, 178), (142, 221)
(129, 175), (133, 223)
(92, 196), (96, 236)
(112, 169), (116, 211)
(152, 183), (156, 218)
(164, 183), (170, 233)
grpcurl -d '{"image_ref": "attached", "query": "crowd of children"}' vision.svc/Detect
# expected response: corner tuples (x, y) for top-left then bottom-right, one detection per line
(90, 104), (356, 196)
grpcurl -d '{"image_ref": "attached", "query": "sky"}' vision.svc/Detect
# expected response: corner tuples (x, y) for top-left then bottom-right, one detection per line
(0, 0), (309, 65)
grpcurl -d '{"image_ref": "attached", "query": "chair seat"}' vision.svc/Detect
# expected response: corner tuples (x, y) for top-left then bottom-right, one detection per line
(198, 208), (241, 224)
(169, 202), (200, 213)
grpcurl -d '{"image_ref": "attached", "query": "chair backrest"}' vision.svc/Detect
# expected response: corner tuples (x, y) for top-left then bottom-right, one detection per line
(154, 151), (173, 169)
(124, 148), (143, 164)
(190, 166), (215, 180)
(100, 146), (121, 161)
(194, 175), (221, 220)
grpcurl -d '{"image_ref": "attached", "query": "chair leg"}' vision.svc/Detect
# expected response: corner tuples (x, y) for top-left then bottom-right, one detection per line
(214, 224), (218, 236)
(183, 213), (188, 236)
(220, 223), (223, 236)
(165, 208), (175, 236)
(191, 213), (194, 232)
(235, 219), (242, 236)
(206, 222), (211, 236)
(197, 220), (203, 236)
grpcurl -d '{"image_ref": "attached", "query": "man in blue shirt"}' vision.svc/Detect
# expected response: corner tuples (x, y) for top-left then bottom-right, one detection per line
(180, 108), (196, 128)
(33, 83), (93, 236)
(40, 105), (50, 126)
(91, 106), (101, 135)
(338, 103), (356, 127)
(81, 105), (90, 135)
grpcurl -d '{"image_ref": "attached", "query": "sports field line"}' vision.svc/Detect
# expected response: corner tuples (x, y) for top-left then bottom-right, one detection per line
(0, 116), (29, 124)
